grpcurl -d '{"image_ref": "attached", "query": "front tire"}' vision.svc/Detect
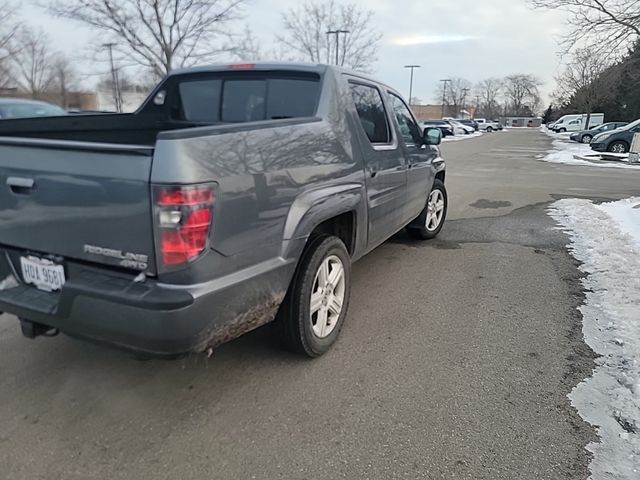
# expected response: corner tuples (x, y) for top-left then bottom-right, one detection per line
(608, 141), (629, 154)
(407, 179), (448, 240)
(486, 127), (493, 133)
(558, 128), (567, 133)
(275, 236), (351, 357)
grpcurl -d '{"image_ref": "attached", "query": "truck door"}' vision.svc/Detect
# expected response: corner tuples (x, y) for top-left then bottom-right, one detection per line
(348, 81), (407, 247)
(386, 92), (436, 224)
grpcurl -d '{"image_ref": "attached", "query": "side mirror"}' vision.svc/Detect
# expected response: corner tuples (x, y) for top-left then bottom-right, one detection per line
(423, 127), (442, 146)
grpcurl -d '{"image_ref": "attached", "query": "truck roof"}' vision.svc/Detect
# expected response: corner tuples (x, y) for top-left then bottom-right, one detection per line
(168, 62), (399, 95)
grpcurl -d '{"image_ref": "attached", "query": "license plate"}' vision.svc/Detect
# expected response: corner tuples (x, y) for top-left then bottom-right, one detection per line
(20, 256), (66, 292)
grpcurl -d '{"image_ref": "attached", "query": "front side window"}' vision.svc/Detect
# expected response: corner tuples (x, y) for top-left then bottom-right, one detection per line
(389, 93), (423, 146)
(349, 83), (391, 144)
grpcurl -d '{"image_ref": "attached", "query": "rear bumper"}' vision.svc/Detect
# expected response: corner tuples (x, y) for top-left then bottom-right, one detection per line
(0, 249), (293, 357)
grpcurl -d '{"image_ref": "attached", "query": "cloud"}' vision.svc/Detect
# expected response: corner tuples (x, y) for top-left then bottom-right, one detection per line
(391, 34), (479, 46)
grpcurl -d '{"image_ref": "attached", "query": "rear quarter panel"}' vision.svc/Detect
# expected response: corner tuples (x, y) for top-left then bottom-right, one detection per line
(151, 70), (367, 285)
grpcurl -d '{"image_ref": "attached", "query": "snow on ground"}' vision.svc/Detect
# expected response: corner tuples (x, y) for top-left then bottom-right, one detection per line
(549, 198), (640, 479)
(542, 129), (640, 170)
(441, 132), (483, 142)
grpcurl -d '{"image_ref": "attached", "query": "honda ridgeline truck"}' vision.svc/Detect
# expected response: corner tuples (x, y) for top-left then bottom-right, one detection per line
(0, 63), (447, 358)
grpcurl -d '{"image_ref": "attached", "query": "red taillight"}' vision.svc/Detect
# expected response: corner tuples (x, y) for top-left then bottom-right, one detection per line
(153, 184), (215, 267)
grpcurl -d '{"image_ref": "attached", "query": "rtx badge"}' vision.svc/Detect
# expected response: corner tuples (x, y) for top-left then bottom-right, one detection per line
(83, 245), (149, 271)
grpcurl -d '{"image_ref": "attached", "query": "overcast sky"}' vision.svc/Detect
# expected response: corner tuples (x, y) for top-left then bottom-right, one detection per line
(24, 0), (570, 105)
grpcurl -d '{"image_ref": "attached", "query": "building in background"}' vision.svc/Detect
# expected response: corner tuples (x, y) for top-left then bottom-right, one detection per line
(410, 104), (476, 120)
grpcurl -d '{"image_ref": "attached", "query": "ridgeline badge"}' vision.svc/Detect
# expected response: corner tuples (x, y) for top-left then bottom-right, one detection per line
(83, 244), (149, 270)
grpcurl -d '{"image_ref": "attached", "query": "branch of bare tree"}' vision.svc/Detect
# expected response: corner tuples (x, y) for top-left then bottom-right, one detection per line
(277, 0), (382, 73)
(46, 0), (247, 78)
(530, 0), (640, 56)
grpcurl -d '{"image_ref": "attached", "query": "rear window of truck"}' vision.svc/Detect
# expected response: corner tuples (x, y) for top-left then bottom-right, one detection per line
(176, 74), (320, 123)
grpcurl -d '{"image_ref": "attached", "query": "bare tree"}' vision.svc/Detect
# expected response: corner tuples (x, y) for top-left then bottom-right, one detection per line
(475, 77), (503, 119)
(0, 1), (19, 88)
(555, 48), (612, 125)
(9, 27), (55, 98)
(50, 55), (79, 108)
(47, 0), (247, 78)
(277, 0), (382, 72)
(503, 74), (542, 116)
(235, 26), (296, 62)
(435, 77), (472, 117)
(530, 0), (640, 56)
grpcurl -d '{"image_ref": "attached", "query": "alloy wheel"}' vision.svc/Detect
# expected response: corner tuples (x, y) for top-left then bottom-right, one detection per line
(310, 255), (346, 338)
(426, 189), (446, 232)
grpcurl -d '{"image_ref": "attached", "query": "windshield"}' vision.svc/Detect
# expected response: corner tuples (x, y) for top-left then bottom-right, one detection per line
(0, 102), (66, 119)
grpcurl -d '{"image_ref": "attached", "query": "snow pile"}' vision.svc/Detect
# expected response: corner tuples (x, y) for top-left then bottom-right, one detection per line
(542, 134), (639, 170)
(442, 132), (483, 142)
(549, 198), (640, 479)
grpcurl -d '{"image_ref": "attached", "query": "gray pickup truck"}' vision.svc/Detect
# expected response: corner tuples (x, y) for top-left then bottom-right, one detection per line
(0, 63), (447, 358)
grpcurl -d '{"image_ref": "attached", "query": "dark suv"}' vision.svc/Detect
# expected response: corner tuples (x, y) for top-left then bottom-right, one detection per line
(590, 119), (640, 154)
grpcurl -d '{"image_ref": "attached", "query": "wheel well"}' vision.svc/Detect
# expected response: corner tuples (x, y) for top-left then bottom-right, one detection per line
(308, 212), (355, 256)
(435, 171), (445, 183)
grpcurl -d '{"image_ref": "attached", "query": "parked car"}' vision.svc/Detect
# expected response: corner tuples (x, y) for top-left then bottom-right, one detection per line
(0, 99), (66, 119)
(474, 118), (500, 132)
(422, 119), (454, 137)
(0, 63), (447, 358)
(590, 119), (640, 154)
(570, 122), (628, 144)
(444, 119), (473, 135)
(456, 119), (479, 131)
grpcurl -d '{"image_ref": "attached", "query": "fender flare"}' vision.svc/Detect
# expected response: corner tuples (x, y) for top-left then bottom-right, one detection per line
(281, 183), (365, 260)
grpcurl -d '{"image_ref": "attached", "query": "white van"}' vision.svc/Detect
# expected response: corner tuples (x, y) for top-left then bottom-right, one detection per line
(551, 113), (604, 132)
(549, 114), (581, 132)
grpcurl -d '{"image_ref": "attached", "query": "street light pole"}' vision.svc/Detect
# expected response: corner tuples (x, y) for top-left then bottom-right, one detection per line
(461, 87), (470, 118)
(103, 42), (122, 113)
(404, 65), (421, 105)
(326, 29), (350, 66)
(440, 79), (451, 118)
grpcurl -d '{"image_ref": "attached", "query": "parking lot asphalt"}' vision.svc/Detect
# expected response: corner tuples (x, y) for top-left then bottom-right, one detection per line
(2, 129), (640, 479)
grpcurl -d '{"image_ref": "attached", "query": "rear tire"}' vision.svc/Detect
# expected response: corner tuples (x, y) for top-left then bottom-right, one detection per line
(486, 127), (493, 133)
(275, 236), (351, 357)
(581, 134), (592, 144)
(608, 141), (629, 154)
(407, 179), (448, 240)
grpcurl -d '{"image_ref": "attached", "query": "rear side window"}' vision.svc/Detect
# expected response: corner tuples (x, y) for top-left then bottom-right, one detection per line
(349, 83), (390, 144)
(176, 75), (320, 123)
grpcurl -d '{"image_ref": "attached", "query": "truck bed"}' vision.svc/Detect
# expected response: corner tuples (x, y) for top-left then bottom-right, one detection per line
(0, 112), (197, 146)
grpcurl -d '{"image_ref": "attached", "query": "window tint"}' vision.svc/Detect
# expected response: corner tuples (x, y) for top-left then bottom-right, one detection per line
(222, 80), (266, 122)
(267, 79), (318, 119)
(389, 93), (423, 145)
(349, 83), (390, 144)
(177, 76), (320, 123)
(178, 79), (222, 123)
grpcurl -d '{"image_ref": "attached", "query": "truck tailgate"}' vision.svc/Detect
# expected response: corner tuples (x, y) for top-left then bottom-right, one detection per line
(0, 138), (156, 274)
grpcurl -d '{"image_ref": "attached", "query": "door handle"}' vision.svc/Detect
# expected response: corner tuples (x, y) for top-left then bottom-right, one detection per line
(7, 176), (35, 195)
(370, 170), (378, 178)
